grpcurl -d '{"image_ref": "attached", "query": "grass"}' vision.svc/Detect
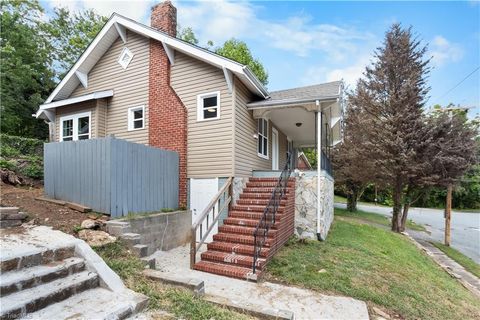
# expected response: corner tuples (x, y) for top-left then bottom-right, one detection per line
(94, 241), (252, 320)
(266, 211), (480, 320)
(335, 207), (427, 232)
(432, 242), (480, 278)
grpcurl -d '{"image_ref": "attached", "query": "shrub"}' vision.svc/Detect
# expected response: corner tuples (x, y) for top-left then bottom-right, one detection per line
(0, 159), (16, 171)
(20, 163), (43, 179)
(0, 134), (44, 157)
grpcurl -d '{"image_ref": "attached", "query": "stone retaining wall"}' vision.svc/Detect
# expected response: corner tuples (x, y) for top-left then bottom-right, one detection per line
(294, 171), (334, 240)
(106, 210), (191, 256)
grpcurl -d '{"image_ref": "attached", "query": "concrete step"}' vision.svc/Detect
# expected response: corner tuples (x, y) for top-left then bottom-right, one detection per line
(200, 250), (266, 269)
(218, 225), (277, 237)
(23, 287), (148, 320)
(0, 246), (76, 274)
(193, 260), (260, 281)
(207, 241), (270, 258)
(0, 257), (85, 297)
(213, 233), (273, 247)
(232, 205), (285, 213)
(0, 270), (99, 319)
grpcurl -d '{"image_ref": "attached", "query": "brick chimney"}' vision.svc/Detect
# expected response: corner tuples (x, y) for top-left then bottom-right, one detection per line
(148, 1), (187, 208)
(151, 1), (177, 36)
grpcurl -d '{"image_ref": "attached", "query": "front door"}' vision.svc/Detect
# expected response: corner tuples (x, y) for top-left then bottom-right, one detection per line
(272, 128), (279, 170)
(190, 178), (218, 243)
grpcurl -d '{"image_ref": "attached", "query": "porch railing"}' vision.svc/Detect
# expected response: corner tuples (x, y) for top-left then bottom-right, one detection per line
(190, 177), (233, 268)
(252, 152), (292, 274)
(320, 150), (332, 176)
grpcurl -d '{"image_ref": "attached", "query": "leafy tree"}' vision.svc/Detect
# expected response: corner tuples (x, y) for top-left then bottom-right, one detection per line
(1, 0), (54, 139)
(45, 7), (108, 78)
(215, 38), (268, 86)
(177, 25), (198, 45)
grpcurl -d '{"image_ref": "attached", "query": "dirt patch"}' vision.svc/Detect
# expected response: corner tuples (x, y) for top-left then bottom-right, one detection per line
(0, 183), (107, 235)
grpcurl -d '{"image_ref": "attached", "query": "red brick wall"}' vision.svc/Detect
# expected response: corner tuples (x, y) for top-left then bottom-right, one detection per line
(148, 1), (187, 208)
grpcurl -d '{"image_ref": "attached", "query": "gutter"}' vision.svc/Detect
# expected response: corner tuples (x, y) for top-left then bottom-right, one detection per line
(242, 66), (269, 99)
(247, 96), (339, 109)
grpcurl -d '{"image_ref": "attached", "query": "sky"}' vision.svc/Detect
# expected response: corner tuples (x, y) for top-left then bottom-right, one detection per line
(42, 0), (480, 118)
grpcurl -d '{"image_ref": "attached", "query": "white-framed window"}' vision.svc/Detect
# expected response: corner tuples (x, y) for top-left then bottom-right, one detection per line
(257, 118), (268, 159)
(197, 91), (220, 121)
(60, 112), (91, 141)
(117, 47), (134, 69)
(128, 105), (145, 131)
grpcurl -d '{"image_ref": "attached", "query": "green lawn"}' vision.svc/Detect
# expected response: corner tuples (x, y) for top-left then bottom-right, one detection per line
(266, 212), (480, 320)
(335, 207), (427, 232)
(94, 241), (251, 320)
(432, 242), (480, 278)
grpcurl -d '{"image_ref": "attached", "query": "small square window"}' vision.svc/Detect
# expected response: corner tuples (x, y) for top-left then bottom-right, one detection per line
(118, 47), (134, 69)
(197, 92), (220, 121)
(128, 106), (145, 131)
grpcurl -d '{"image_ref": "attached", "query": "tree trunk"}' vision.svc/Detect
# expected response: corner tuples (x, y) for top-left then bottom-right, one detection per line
(347, 191), (358, 212)
(399, 201), (410, 232)
(391, 178), (403, 232)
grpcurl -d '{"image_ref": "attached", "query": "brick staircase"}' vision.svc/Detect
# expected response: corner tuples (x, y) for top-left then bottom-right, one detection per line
(193, 177), (295, 280)
(0, 227), (147, 320)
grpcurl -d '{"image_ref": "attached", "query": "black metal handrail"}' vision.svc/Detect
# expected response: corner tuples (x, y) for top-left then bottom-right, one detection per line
(252, 152), (293, 274)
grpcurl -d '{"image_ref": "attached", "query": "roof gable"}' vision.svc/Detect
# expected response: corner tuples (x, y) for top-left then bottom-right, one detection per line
(45, 13), (268, 104)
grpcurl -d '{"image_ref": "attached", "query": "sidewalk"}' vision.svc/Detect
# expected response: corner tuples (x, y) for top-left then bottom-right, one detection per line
(148, 245), (370, 320)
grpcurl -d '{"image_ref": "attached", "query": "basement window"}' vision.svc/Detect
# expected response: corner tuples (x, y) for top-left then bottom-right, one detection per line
(257, 118), (268, 159)
(128, 105), (145, 131)
(118, 47), (134, 69)
(197, 92), (220, 121)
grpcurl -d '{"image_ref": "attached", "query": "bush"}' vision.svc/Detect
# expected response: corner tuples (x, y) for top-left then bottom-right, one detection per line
(0, 159), (16, 171)
(0, 134), (44, 157)
(21, 162), (43, 179)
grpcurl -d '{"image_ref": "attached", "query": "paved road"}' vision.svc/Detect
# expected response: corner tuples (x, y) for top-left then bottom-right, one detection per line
(335, 203), (480, 263)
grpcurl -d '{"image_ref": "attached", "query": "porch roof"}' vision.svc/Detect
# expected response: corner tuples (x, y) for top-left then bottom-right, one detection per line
(247, 81), (342, 109)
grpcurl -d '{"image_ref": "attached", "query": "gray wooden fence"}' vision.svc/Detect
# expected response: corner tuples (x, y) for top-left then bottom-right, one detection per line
(44, 136), (179, 217)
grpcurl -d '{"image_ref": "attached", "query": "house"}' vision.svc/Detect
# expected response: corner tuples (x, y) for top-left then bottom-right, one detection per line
(36, 1), (343, 279)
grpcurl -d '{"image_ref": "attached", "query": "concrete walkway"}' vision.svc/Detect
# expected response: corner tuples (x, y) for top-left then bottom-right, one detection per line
(149, 245), (370, 320)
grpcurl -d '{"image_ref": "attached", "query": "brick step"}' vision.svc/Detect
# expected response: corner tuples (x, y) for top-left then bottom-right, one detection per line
(239, 193), (274, 200)
(193, 261), (260, 281)
(207, 241), (270, 258)
(236, 198), (288, 206)
(200, 250), (266, 269)
(245, 182), (295, 189)
(242, 187), (293, 194)
(232, 205), (285, 213)
(0, 270), (99, 319)
(213, 233), (274, 246)
(228, 211), (285, 221)
(249, 177), (295, 182)
(0, 257), (85, 297)
(0, 246), (76, 274)
(223, 217), (278, 229)
(218, 225), (277, 237)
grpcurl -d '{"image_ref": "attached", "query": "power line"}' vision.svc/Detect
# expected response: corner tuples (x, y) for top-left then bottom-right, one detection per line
(433, 66), (480, 104)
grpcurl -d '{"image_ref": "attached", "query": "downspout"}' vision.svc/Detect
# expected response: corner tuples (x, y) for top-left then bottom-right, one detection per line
(316, 100), (323, 241)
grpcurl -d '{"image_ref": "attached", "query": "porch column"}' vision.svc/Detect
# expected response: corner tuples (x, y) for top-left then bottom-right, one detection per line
(316, 100), (322, 241)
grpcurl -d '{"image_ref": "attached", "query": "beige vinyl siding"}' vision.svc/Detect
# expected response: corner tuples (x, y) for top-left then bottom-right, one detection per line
(71, 31), (149, 145)
(171, 52), (234, 178)
(55, 101), (96, 141)
(234, 80), (288, 177)
(95, 99), (107, 138)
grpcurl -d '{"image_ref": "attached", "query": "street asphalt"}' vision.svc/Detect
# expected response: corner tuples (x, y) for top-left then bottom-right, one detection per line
(335, 203), (480, 263)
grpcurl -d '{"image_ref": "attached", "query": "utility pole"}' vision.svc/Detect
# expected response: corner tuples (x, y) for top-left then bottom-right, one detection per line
(444, 184), (452, 246)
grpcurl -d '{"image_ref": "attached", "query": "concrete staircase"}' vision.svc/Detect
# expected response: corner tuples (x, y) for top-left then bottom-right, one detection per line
(193, 177), (295, 280)
(0, 226), (147, 320)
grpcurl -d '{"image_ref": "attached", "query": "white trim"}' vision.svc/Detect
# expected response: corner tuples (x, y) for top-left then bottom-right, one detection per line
(197, 91), (220, 122)
(316, 110), (322, 238)
(271, 127), (279, 170)
(162, 42), (175, 66)
(114, 22), (127, 43)
(257, 118), (269, 159)
(60, 111), (92, 141)
(222, 67), (233, 94)
(75, 71), (88, 88)
(127, 105), (145, 131)
(36, 90), (113, 118)
(117, 47), (134, 69)
(43, 14), (268, 104)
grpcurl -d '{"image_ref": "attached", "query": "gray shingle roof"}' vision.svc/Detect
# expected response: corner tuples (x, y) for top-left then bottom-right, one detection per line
(247, 80), (342, 108)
